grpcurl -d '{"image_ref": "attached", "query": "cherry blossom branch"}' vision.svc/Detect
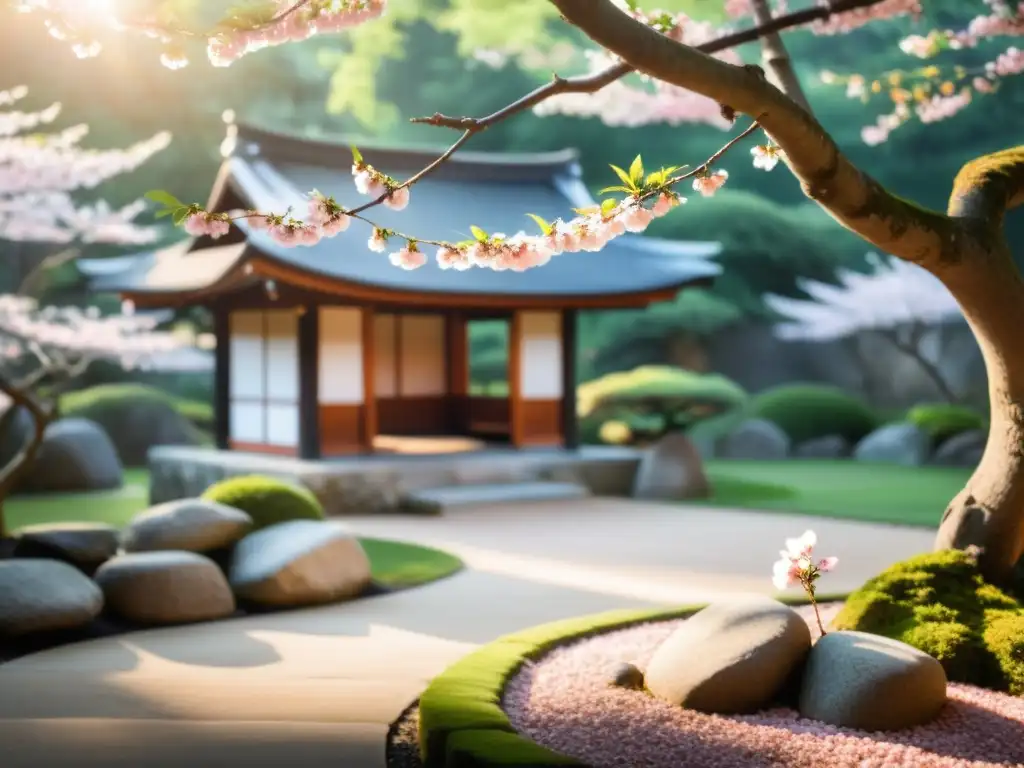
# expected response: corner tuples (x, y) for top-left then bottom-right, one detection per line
(411, 0), (889, 132)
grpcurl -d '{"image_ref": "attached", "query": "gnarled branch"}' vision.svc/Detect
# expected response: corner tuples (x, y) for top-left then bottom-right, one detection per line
(948, 146), (1024, 224)
(549, 0), (961, 268)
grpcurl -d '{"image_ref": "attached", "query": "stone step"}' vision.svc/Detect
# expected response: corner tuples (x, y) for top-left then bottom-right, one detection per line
(399, 481), (590, 515)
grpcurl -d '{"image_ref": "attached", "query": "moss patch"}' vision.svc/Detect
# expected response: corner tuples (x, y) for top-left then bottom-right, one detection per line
(418, 593), (845, 768)
(201, 475), (325, 530)
(833, 550), (1024, 694)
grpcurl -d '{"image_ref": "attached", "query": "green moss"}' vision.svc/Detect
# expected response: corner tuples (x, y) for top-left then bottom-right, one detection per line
(835, 550), (1024, 694)
(905, 403), (987, 445)
(201, 475), (325, 530)
(750, 384), (877, 444)
(444, 730), (582, 767)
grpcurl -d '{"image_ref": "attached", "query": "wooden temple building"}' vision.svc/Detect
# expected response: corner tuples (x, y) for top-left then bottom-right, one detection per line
(81, 121), (721, 459)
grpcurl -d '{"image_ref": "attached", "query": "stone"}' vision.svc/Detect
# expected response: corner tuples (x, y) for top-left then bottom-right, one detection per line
(794, 435), (851, 459)
(717, 419), (791, 460)
(799, 630), (948, 731)
(0, 559), (103, 637)
(610, 661), (645, 690)
(94, 551), (236, 625)
(631, 433), (709, 501)
(853, 423), (931, 466)
(12, 522), (119, 573)
(644, 597), (812, 714)
(19, 418), (123, 493)
(229, 519), (372, 608)
(931, 429), (986, 468)
(121, 498), (253, 553)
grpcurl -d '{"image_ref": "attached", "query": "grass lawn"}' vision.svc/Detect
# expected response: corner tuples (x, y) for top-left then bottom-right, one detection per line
(5, 471), (463, 588)
(697, 459), (973, 528)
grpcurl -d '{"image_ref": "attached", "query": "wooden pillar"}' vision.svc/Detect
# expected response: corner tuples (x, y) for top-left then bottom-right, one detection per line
(508, 311), (524, 447)
(297, 306), (320, 459)
(361, 306), (377, 451)
(446, 313), (468, 433)
(212, 305), (230, 450)
(561, 309), (579, 450)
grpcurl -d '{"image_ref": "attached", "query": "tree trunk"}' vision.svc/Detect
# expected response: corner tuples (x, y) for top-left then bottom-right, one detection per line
(934, 248), (1024, 584)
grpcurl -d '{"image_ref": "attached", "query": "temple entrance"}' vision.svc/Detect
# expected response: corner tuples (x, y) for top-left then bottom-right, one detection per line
(463, 317), (512, 443)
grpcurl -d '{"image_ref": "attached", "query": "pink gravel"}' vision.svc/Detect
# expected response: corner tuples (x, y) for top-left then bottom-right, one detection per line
(503, 603), (1024, 768)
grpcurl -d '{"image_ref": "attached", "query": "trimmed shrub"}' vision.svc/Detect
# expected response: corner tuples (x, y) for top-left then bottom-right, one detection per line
(577, 366), (747, 446)
(750, 384), (877, 444)
(905, 403), (987, 445)
(58, 384), (206, 466)
(834, 550), (1024, 694)
(202, 475), (325, 531)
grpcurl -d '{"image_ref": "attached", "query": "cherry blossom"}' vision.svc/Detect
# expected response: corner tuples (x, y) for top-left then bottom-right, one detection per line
(0, 86), (169, 244)
(771, 529), (837, 635)
(751, 144), (783, 171)
(692, 170), (730, 197)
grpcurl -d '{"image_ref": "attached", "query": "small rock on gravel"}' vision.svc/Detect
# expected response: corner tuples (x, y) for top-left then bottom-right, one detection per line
(610, 661), (645, 690)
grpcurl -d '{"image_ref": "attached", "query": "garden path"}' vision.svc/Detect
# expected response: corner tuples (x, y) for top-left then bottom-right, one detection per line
(0, 499), (935, 767)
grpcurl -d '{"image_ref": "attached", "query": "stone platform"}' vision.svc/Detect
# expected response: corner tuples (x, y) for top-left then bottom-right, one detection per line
(148, 444), (642, 515)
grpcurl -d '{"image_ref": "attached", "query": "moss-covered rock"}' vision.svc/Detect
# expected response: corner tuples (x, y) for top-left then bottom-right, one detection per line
(834, 550), (1024, 694)
(201, 475), (325, 531)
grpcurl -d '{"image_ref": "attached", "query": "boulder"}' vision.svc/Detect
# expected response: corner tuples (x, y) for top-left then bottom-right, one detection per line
(0, 404), (35, 468)
(644, 597), (811, 714)
(94, 551), (236, 625)
(799, 630), (948, 731)
(12, 522), (119, 574)
(853, 423), (930, 465)
(931, 429), (986, 468)
(793, 435), (851, 459)
(717, 419), (790, 460)
(229, 519), (372, 608)
(632, 433), (709, 500)
(0, 559), (103, 637)
(122, 498), (253, 554)
(19, 418), (123, 493)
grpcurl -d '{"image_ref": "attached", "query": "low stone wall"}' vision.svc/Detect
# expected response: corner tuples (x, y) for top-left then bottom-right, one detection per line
(148, 445), (643, 516)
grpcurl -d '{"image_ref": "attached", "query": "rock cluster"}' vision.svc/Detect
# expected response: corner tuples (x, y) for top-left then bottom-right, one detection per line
(630, 597), (948, 731)
(0, 498), (372, 643)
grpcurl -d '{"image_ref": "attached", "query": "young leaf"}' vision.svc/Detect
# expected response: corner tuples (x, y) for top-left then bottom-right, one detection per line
(599, 185), (633, 195)
(644, 171), (665, 187)
(600, 198), (619, 217)
(525, 213), (553, 236)
(572, 206), (600, 216)
(629, 155), (645, 184)
(172, 208), (190, 226)
(351, 145), (363, 165)
(608, 164), (636, 190)
(470, 225), (489, 242)
(145, 189), (184, 209)
(154, 209), (174, 219)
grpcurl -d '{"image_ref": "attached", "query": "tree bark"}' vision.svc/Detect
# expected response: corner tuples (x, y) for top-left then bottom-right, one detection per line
(748, 0), (811, 112)
(550, 0), (1024, 582)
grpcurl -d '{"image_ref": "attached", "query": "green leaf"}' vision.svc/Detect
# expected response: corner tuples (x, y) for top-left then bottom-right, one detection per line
(629, 155), (645, 185)
(608, 164), (635, 189)
(154, 210), (174, 219)
(145, 189), (184, 209)
(599, 185), (633, 195)
(172, 208), (190, 226)
(644, 171), (666, 187)
(470, 225), (489, 241)
(572, 206), (599, 216)
(600, 198), (618, 217)
(525, 213), (553, 235)
(351, 145), (363, 165)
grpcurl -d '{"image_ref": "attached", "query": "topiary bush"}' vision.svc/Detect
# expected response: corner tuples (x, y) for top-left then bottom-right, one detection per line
(59, 384), (207, 466)
(833, 550), (1024, 695)
(750, 384), (878, 445)
(201, 474), (325, 531)
(577, 366), (747, 446)
(905, 403), (987, 445)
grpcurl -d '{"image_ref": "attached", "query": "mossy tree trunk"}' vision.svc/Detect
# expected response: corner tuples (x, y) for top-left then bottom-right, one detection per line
(551, 0), (1024, 583)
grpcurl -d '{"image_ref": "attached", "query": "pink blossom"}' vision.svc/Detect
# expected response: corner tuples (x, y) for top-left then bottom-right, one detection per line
(384, 185), (410, 211)
(651, 193), (681, 217)
(692, 170), (729, 197)
(368, 229), (388, 253)
(751, 144), (783, 171)
(389, 246), (426, 270)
